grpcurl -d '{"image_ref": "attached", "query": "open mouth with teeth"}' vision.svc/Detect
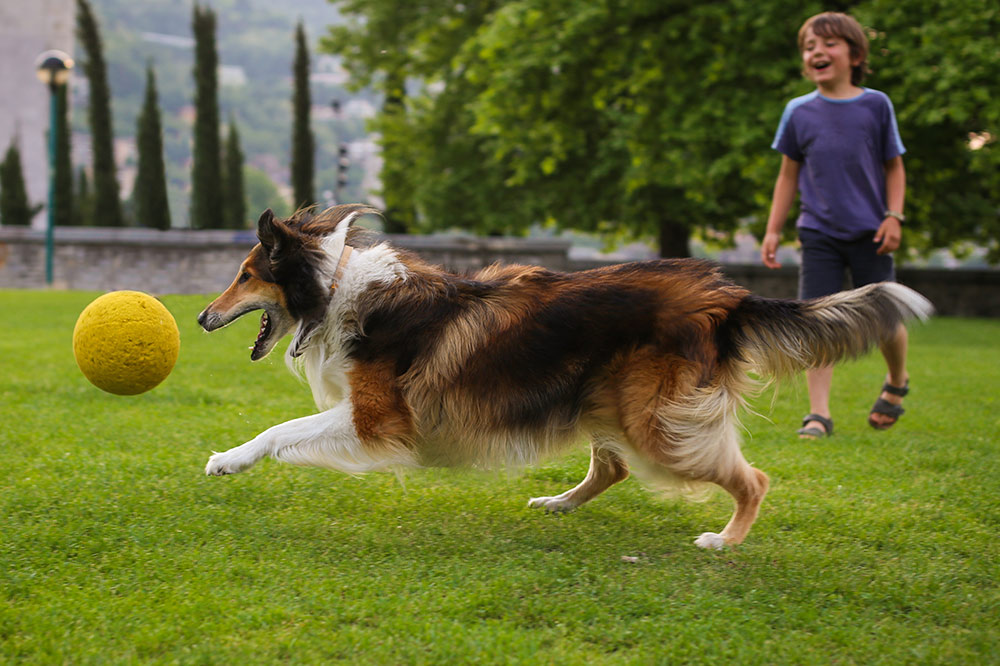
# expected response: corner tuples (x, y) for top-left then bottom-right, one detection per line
(813, 62), (831, 71)
(251, 311), (273, 360)
(199, 296), (293, 362)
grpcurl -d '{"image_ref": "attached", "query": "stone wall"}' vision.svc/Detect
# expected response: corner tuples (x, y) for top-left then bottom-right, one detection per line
(0, 226), (574, 294)
(1, 226), (997, 317)
(722, 263), (1000, 318)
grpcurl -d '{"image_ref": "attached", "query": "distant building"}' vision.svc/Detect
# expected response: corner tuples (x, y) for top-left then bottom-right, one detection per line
(343, 99), (376, 119)
(141, 30), (246, 88)
(311, 54), (349, 87)
(114, 136), (137, 199)
(219, 65), (247, 88)
(0, 0), (75, 228)
(139, 31), (195, 50)
(311, 99), (376, 121)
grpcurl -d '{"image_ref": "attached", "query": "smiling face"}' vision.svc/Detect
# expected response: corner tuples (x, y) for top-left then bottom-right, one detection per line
(800, 26), (860, 95)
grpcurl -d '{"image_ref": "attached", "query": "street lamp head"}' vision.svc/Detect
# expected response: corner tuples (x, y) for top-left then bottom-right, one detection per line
(35, 50), (74, 87)
(37, 49), (74, 286)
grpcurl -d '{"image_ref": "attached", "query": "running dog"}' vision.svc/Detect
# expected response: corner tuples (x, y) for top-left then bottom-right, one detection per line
(198, 205), (932, 549)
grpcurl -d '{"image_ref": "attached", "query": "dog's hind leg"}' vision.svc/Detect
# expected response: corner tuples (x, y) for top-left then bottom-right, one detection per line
(615, 361), (769, 548)
(528, 435), (629, 513)
(694, 464), (769, 550)
(636, 426), (770, 550)
(624, 425), (770, 549)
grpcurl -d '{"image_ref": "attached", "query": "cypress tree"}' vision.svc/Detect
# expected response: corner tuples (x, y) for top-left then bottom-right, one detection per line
(76, 0), (123, 226)
(223, 117), (246, 229)
(134, 65), (171, 230)
(190, 3), (223, 229)
(0, 140), (38, 226)
(75, 166), (95, 226)
(291, 21), (314, 210)
(53, 83), (74, 227)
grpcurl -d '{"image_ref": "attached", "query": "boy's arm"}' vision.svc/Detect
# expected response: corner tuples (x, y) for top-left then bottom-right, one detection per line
(874, 155), (906, 255)
(761, 155), (801, 269)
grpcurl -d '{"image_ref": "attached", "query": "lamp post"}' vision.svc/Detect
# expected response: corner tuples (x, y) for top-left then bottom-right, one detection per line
(35, 50), (74, 286)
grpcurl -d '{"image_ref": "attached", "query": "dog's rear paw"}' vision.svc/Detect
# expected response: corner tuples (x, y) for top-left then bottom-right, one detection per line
(528, 495), (580, 513)
(694, 532), (727, 550)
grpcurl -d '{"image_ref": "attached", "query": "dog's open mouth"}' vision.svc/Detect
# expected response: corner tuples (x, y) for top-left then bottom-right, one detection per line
(251, 311), (273, 360)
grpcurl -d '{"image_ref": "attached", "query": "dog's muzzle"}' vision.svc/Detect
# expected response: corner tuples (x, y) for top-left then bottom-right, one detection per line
(197, 310), (223, 331)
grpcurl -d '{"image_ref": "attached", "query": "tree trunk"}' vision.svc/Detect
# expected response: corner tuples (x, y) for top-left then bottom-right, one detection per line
(658, 217), (691, 258)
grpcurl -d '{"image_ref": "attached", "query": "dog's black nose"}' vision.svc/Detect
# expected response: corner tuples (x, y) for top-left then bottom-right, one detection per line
(197, 311), (208, 328)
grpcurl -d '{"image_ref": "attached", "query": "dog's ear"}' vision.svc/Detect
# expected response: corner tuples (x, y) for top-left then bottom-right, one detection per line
(256, 208), (293, 263)
(332, 204), (380, 237)
(256, 209), (278, 251)
(332, 211), (354, 238)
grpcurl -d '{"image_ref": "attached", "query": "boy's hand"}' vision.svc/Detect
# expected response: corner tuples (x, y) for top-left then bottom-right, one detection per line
(761, 232), (782, 269)
(874, 217), (902, 255)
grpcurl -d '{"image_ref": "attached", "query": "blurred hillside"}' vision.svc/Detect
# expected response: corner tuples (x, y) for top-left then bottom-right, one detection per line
(75, 0), (378, 227)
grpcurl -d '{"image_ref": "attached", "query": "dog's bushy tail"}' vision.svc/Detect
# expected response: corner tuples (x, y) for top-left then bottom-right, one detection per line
(723, 282), (933, 378)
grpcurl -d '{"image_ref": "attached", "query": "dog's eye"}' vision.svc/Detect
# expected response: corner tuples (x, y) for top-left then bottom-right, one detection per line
(238, 272), (251, 284)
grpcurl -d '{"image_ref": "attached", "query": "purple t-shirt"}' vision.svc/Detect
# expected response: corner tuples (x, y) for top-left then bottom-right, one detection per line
(772, 88), (905, 240)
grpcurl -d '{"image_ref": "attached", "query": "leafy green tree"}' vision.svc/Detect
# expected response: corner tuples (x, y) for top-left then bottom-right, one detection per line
(323, 1), (458, 232)
(190, 3), (223, 229)
(224, 117), (248, 229)
(434, 0), (810, 256)
(0, 140), (41, 226)
(328, 0), (998, 259)
(291, 21), (315, 210)
(326, 0), (791, 253)
(853, 0), (999, 261)
(134, 66), (172, 230)
(76, 0), (123, 227)
(375, 50), (525, 236)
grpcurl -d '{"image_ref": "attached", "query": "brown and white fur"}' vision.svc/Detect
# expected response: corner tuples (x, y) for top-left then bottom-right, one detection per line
(198, 205), (933, 549)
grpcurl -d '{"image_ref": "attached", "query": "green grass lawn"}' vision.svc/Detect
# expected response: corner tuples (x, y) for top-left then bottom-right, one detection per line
(2, 289), (998, 664)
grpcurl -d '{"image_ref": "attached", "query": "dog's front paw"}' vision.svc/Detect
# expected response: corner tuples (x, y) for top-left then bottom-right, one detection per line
(528, 495), (580, 513)
(205, 449), (252, 476)
(694, 532), (727, 550)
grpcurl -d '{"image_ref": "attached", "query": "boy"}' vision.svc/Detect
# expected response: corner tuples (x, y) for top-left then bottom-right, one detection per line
(760, 12), (910, 438)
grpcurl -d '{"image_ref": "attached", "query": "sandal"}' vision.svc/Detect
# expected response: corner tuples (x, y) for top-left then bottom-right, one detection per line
(797, 413), (833, 439)
(868, 380), (908, 430)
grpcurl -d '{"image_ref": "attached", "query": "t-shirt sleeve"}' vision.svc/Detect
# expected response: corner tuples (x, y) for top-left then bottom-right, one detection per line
(881, 94), (906, 160)
(771, 102), (803, 161)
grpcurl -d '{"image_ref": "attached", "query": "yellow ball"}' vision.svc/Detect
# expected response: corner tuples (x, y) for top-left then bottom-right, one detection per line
(73, 291), (180, 395)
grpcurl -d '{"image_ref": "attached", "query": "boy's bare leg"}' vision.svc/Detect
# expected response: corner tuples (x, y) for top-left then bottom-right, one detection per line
(871, 324), (909, 427)
(802, 365), (834, 437)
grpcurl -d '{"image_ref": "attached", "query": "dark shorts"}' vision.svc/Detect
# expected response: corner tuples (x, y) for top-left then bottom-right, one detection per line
(798, 227), (895, 300)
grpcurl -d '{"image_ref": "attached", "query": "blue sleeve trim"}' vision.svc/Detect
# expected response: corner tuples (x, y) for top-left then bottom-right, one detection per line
(865, 88), (906, 157)
(883, 93), (906, 157)
(771, 92), (817, 152)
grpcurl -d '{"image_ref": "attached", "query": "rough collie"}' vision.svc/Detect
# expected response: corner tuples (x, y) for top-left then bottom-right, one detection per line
(198, 205), (932, 549)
